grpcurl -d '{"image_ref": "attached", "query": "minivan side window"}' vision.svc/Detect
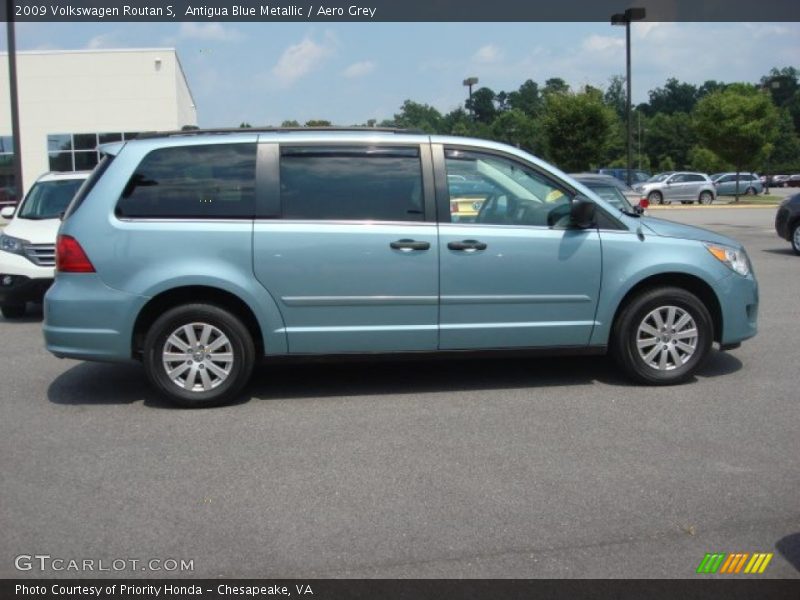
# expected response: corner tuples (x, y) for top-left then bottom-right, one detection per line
(445, 148), (573, 227)
(279, 146), (424, 222)
(116, 143), (256, 219)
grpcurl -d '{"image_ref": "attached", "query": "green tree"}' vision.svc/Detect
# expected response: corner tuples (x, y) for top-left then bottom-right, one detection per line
(281, 120), (300, 127)
(490, 109), (540, 153)
(687, 146), (732, 173)
(694, 84), (779, 200)
(540, 88), (615, 171)
(239, 122), (252, 128)
(304, 119), (332, 127)
(442, 108), (473, 135)
(466, 87), (498, 124)
(604, 75), (627, 120)
(644, 112), (696, 170)
(642, 78), (698, 116)
(391, 100), (443, 132)
(543, 78), (569, 96)
(507, 79), (543, 117)
(762, 108), (800, 173)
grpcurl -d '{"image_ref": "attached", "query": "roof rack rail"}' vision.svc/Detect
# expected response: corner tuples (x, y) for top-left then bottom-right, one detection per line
(134, 126), (425, 139)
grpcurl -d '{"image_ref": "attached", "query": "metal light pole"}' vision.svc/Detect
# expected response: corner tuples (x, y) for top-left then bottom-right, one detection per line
(463, 77), (478, 119)
(611, 8), (645, 187)
(5, 0), (24, 200)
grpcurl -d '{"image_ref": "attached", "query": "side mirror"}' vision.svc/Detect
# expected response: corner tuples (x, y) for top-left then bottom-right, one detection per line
(570, 196), (596, 229)
(0, 206), (15, 219)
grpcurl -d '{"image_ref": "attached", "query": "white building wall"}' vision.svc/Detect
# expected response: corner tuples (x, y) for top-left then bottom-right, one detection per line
(0, 48), (197, 195)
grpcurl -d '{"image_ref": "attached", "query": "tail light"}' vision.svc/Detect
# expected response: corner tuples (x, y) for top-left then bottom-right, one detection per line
(55, 235), (95, 273)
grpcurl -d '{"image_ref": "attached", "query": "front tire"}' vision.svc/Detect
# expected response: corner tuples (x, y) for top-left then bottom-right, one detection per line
(143, 304), (255, 408)
(792, 222), (800, 256)
(612, 287), (713, 385)
(1, 304), (26, 319)
(648, 191), (666, 205)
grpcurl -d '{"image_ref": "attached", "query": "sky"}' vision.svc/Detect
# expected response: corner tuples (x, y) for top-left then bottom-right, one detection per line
(1, 21), (798, 127)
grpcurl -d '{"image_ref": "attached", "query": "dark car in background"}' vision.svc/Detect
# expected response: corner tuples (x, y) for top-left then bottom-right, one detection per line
(787, 175), (800, 188)
(775, 193), (800, 255)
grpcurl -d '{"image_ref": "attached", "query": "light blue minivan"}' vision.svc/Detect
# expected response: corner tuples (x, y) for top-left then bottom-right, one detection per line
(44, 129), (758, 407)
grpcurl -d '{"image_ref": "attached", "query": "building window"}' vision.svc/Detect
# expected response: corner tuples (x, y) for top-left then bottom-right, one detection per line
(47, 132), (140, 172)
(0, 136), (16, 204)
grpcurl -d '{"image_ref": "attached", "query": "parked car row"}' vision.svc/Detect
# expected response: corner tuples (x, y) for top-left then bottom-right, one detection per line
(762, 174), (800, 188)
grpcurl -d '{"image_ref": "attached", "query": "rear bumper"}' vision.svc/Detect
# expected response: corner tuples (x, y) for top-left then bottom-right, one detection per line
(43, 273), (148, 362)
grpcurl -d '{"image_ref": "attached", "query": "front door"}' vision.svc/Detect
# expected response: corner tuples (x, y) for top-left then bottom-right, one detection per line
(435, 146), (602, 350)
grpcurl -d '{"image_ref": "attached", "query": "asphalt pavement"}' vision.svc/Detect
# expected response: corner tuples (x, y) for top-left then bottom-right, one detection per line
(1, 207), (798, 579)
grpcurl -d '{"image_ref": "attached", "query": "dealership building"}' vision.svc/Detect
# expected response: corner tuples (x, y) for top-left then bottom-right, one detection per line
(0, 48), (197, 198)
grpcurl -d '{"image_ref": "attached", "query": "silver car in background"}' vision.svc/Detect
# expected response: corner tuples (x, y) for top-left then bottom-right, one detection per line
(633, 172), (716, 205)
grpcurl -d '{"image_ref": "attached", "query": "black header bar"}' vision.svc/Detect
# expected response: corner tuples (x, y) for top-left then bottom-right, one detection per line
(1, 0), (799, 22)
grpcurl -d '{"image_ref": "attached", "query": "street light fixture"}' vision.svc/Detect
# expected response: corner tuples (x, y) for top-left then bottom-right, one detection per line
(463, 77), (479, 118)
(611, 7), (646, 187)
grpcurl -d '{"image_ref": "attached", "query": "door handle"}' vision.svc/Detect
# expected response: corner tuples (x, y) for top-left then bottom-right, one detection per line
(447, 239), (487, 251)
(390, 239), (430, 251)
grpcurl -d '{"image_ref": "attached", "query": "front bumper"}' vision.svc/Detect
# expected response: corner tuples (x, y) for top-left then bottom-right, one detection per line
(715, 272), (758, 346)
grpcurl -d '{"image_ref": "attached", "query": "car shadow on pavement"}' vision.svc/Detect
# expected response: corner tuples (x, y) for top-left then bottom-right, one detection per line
(46, 349), (742, 408)
(47, 362), (178, 409)
(761, 248), (798, 257)
(776, 533), (800, 572)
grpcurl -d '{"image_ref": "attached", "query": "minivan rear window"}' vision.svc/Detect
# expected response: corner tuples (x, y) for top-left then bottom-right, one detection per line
(116, 143), (256, 219)
(279, 146), (424, 222)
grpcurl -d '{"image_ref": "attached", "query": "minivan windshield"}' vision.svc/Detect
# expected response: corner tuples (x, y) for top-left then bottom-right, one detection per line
(17, 179), (85, 220)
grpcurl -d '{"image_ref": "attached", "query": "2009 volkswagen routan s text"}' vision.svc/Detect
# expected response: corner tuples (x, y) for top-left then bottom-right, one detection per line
(43, 129), (758, 407)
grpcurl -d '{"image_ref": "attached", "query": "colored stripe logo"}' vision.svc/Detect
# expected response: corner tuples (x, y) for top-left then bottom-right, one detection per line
(696, 552), (773, 574)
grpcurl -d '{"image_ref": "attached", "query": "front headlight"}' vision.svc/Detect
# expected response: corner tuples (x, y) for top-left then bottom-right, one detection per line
(705, 243), (750, 277)
(0, 233), (27, 256)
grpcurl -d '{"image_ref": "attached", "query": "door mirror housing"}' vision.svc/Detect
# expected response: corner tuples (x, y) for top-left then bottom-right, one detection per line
(570, 196), (596, 229)
(0, 206), (15, 219)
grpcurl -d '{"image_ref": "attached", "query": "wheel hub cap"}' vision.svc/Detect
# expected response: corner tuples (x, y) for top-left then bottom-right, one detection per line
(636, 306), (698, 371)
(162, 322), (234, 392)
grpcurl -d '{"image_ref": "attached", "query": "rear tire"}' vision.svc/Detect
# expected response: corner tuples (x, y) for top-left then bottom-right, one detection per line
(792, 222), (800, 256)
(698, 191), (713, 205)
(745, 187), (756, 196)
(143, 303), (255, 408)
(612, 287), (713, 385)
(1, 304), (25, 319)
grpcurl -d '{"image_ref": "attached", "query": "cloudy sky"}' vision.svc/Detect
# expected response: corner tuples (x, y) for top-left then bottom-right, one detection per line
(2, 21), (798, 127)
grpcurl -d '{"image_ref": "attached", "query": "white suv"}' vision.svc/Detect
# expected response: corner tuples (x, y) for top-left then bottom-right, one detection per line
(0, 171), (89, 318)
